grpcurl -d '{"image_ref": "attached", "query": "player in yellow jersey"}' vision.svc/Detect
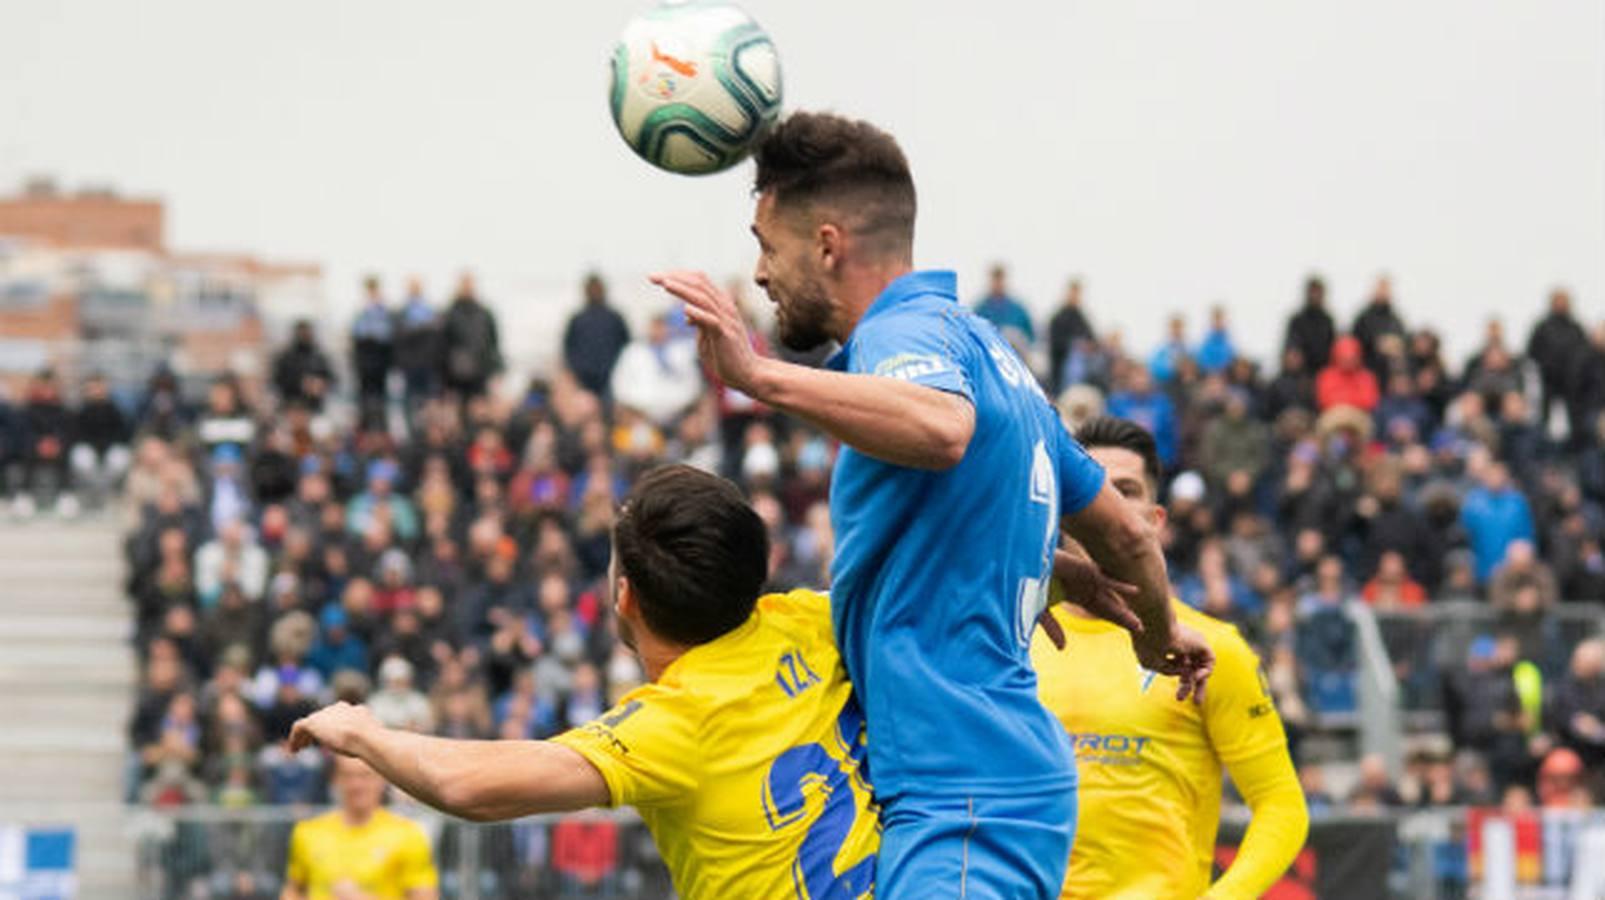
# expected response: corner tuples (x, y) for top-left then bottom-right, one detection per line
(289, 465), (877, 900)
(282, 755), (439, 900)
(1032, 416), (1308, 900)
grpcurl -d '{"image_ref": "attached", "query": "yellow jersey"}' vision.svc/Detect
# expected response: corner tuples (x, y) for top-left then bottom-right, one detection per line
(284, 807), (438, 899)
(551, 589), (879, 900)
(1031, 600), (1286, 900)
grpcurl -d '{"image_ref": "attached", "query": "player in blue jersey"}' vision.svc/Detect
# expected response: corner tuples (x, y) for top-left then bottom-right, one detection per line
(652, 112), (1214, 898)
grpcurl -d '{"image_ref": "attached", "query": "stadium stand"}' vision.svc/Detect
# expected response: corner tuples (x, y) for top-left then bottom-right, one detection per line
(2, 266), (1602, 895)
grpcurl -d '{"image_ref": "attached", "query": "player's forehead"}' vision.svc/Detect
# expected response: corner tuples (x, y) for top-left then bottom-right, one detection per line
(1087, 446), (1149, 491)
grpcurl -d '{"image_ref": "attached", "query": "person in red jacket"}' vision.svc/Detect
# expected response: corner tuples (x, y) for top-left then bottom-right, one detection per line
(1316, 335), (1381, 412)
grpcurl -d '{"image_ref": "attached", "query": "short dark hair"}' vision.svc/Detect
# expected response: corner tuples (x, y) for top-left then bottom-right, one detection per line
(753, 111), (916, 255)
(1074, 416), (1163, 496)
(612, 465), (770, 646)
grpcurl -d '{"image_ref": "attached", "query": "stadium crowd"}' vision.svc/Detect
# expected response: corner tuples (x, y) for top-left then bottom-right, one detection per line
(4, 266), (1604, 822)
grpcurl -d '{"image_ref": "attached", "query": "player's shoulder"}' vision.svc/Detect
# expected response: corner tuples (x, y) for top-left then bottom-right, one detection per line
(756, 588), (831, 628)
(292, 810), (342, 839)
(371, 807), (427, 838)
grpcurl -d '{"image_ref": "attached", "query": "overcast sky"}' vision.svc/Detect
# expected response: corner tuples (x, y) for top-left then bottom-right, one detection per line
(3, 0), (1601, 371)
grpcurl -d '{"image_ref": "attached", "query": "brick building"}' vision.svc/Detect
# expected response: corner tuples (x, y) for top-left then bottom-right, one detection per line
(0, 178), (322, 398)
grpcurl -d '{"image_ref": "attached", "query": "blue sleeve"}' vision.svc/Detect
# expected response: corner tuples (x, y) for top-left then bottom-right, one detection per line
(850, 307), (973, 401)
(1051, 416), (1106, 515)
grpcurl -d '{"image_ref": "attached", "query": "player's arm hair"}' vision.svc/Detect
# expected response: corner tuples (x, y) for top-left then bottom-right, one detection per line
(751, 362), (975, 469)
(1059, 482), (1176, 645)
(1207, 748), (1310, 900)
(350, 726), (611, 822)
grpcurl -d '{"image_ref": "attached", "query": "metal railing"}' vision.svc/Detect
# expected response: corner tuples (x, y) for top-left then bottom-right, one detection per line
(127, 805), (667, 900)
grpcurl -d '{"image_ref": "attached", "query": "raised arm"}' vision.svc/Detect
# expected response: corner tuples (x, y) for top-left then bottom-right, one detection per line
(290, 703), (609, 822)
(652, 270), (974, 470)
(749, 362), (973, 469)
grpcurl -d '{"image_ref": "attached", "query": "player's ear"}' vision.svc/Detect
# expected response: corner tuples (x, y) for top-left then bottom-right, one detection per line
(614, 574), (636, 620)
(1150, 502), (1167, 531)
(816, 221), (843, 273)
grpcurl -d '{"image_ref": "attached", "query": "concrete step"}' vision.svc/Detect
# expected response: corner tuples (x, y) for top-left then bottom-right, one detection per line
(0, 695), (130, 731)
(0, 558), (125, 582)
(0, 615), (130, 641)
(0, 659), (137, 688)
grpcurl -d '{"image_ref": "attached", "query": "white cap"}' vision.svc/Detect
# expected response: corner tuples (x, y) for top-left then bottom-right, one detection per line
(1170, 471), (1206, 503)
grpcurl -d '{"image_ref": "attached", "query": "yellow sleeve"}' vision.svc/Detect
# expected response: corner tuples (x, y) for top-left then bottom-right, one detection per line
(1205, 747), (1309, 900)
(1201, 626), (1286, 765)
(549, 683), (700, 809)
(284, 822), (307, 888)
(397, 821), (439, 892)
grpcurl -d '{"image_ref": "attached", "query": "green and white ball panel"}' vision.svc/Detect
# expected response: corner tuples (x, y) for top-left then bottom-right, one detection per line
(610, 2), (783, 175)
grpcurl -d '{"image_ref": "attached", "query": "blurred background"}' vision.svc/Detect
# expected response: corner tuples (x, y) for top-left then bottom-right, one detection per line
(0, 1), (1601, 897)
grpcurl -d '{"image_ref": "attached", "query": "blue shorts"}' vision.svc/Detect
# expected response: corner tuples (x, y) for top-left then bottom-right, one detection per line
(876, 788), (1077, 899)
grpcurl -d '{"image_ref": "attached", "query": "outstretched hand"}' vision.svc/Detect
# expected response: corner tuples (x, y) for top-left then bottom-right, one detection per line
(288, 701), (380, 756)
(1133, 623), (1215, 703)
(1036, 548), (1143, 650)
(649, 270), (764, 395)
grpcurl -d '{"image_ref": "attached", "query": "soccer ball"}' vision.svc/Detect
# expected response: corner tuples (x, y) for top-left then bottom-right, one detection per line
(609, 2), (783, 175)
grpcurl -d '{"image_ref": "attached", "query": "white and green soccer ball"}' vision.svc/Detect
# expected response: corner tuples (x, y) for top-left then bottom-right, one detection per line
(609, 1), (783, 175)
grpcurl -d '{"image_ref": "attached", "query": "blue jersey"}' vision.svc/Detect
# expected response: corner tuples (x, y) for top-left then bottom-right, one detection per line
(826, 270), (1107, 800)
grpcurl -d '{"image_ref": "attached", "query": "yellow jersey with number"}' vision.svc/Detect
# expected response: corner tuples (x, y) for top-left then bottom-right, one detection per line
(284, 807), (438, 899)
(551, 589), (878, 900)
(1031, 600), (1286, 899)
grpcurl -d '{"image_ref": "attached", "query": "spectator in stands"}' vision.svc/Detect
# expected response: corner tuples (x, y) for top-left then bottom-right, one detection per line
(16, 368), (71, 517)
(1351, 274), (1406, 376)
(1464, 335), (1535, 419)
(1362, 550), (1427, 609)
(972, 263), (1035, 352)
(610, 313), (703, 428)
(1284, 275), (1335, 372)
(1148, 314), (1192, 385)
(68, 372), (131, 510)
(1461, 462), (1537, 584)
(1347, 753), (1406, 810)
(1047, 277), (1095, 394)
(562, 272), (631, 402)
(1262, 348), (1315, 420)
(1296, 555), (1358, 712)
(439, 272), (503, 402)
(1526, 287), (1588, 429)
(1195, 305), (1237, 374)
(195, 518), (270, 606)
(369, 655), (435, 733)
(350, 275), (396, 429)
(395, 277), (441, 416)
(271, 320), (337, 411)
(1566, 325), (1605, 452)
(1200, 389), (1268, 492)
(1547, 639), (1605, 771)
(1108, 366), (1179, 467)
(1488, 540), (1559, 611)
(346, 458), (420, 544)
(1315, 336), (1380, 413)
(1535, 747), (1593, 809)
(307, 604), (369, 681)
(1443, 634), (1535, 791)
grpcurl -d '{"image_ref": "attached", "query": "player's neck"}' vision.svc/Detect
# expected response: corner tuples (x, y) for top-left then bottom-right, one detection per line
(635, 632), (690, 682)
(341, 807), (377, 828)
(835, 258), (913, 338)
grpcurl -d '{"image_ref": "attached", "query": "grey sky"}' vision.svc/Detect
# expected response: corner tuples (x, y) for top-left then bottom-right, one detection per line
(4, 0), (1601, 371)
